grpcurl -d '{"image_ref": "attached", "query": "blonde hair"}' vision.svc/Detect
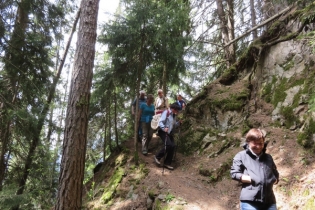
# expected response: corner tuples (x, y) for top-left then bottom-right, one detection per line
(245, 128), (265, 142)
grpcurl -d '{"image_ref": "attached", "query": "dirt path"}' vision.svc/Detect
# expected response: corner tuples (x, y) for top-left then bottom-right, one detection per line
(110, 134), (240, 210)
(106, 126), (315, 210)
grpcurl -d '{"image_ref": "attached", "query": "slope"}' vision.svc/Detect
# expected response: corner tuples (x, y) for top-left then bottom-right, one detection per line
(83, 3), (315, 210)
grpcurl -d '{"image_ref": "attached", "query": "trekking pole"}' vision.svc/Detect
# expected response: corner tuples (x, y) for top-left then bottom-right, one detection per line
(162, 133), (168, 175)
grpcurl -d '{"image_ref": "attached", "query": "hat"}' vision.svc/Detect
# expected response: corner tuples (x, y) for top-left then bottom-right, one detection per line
(139, 90), (146, 95)
(170, 103), (181, 111)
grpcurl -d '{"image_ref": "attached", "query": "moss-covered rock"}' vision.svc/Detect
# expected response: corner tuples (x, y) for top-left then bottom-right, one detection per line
(101, 167), (125, 204)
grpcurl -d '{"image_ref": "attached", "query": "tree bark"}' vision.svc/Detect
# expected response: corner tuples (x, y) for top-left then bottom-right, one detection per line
(250, 0), (258, 39)
(215, 0), (235, 67)
(162, 62), (167, 94)
(54, 0), (99, 209)
(114, 89), (119, 149)
(226, 0), (235, 64)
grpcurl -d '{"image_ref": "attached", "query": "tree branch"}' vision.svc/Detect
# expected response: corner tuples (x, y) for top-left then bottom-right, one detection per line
(224, 5), (294, 48)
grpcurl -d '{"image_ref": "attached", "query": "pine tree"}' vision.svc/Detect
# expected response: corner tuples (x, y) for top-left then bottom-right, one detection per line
(55, 0), (100, 208)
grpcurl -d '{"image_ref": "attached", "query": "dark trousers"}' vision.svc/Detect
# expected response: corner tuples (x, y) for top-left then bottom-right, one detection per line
(156, 129), (175, 165)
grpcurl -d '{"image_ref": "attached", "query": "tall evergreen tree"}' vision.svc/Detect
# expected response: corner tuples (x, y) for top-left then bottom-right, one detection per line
(55, 0), (100, 208)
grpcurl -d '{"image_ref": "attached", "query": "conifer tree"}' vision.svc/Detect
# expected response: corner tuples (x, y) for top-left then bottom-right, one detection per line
(55, 0), (100, 208)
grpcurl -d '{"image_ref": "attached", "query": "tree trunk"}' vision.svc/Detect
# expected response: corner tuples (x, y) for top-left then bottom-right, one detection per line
(250, 0), (258, 39)
(226, 0), (235, 64)
(162, 62), (167, 94)
(215, 0), (235, 67)
(54, 0), (99, 209)
(114, 89), (119, 150)
(107, 97), (113, 152)
(0, 0), (29, 191)
(103, 119), (107, 162)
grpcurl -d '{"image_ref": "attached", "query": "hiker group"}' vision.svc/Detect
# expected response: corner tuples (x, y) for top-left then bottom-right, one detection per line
(131, 89), (186, 170)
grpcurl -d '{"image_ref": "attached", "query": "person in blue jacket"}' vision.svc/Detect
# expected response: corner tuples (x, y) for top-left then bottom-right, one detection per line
(138, 94), (155, 155)
(154, 103), (181, 170)
(231, 128), (279, 210)
(132, 90), (147, 141)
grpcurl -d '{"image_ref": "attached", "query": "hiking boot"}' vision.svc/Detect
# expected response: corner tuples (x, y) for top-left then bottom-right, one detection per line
(164, 164), (174, 170)
(154, 156), (161, 165)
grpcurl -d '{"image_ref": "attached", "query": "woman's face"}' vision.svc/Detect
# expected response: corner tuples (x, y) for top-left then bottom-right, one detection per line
(147, 97), (154, 103)
(248, 138), (264, 155)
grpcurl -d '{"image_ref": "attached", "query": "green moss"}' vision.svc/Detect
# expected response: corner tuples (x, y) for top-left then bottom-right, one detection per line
(272, 78), (288, 107)
(101, 167), (125, 204)
(303, 198), (315, 210)
(261, 76), (277, 103)
(297, 118), (315, 148)
(139, 163), (149, 176)
(179, 129), (207, 155)
(280, 106), (297, 129)
(262, 83), (273, 103)
(242, 121), (250, 135)
(221, 65), (237, 82)
(148, 190), (156, 199)
(212, 90), (249, 111)
(115, 153), (127, 166)
(281, 60), (294, 71)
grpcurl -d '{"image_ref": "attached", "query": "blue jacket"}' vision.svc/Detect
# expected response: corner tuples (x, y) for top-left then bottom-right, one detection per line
(230, 143), (279, 204)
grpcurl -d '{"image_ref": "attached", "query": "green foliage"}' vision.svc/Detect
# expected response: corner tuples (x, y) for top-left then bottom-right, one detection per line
(297, 118), (315, 148)
(154, 199), (163, 210)
(165, 193), (175, 203)
(0, 188), (29, 210)
(87, 182), (95, 201)
(98, 0), (191, 91)
(309, 93), (315, 112)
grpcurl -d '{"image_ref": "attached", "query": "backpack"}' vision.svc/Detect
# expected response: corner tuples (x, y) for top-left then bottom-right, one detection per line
(151, 110), (170, 130)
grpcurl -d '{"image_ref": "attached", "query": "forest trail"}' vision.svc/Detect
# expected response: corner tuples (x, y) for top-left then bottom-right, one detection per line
(108, 134), (240, 210)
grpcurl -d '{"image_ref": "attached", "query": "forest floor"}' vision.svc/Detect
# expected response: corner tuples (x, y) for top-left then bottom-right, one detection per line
(85, 101), (315, 210)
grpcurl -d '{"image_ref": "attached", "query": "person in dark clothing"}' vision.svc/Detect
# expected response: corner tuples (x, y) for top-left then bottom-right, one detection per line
(176, 94), (186, 110)
(154, 103), (181, 170)
(231, 128), (279, 210)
